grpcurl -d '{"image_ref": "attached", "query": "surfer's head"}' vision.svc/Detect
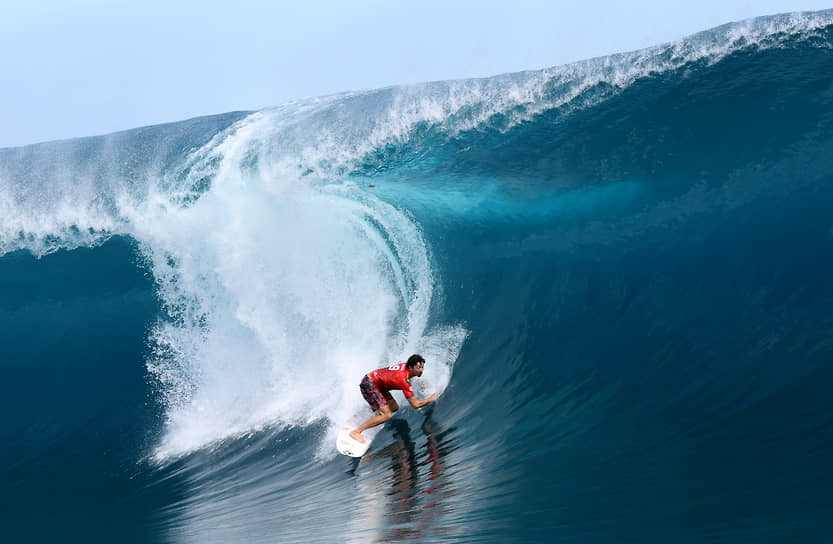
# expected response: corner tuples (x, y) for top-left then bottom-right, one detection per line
(406, 354), (426, 377)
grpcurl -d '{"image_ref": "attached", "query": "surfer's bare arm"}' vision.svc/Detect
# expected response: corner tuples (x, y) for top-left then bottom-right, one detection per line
(408, 393), (437, 409)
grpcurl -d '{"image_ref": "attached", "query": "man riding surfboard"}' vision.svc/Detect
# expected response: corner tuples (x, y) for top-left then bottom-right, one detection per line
(350, 354), (437, 443)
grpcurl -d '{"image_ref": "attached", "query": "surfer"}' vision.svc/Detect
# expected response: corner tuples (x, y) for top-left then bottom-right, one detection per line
(350, 354), (437, 443)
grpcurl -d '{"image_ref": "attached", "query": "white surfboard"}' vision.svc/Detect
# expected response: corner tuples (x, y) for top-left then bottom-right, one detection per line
(336, 427), (372, 457)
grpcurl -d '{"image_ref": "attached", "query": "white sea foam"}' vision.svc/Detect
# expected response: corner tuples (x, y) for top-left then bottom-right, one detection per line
(126, 119), (468, 458)
(0, 171), (124, 257)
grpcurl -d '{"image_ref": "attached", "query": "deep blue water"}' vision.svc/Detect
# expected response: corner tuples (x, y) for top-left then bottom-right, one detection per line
(2, 11), (833, 543)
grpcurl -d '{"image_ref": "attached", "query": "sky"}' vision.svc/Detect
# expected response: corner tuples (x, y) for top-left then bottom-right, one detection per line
(1, 0), (830, 148)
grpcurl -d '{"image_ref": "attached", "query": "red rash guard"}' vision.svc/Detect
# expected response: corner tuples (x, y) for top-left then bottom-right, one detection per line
(368, 363), (415, 398)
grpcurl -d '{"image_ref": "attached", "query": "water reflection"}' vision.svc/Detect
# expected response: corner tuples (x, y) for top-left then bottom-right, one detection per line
(351, 408), (461, 542)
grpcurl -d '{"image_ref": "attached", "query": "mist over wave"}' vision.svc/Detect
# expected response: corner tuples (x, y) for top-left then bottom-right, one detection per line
(2, 9), (833, 543)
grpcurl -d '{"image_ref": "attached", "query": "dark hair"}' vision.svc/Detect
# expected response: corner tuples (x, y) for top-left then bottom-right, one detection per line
(406, 354), (425, 368)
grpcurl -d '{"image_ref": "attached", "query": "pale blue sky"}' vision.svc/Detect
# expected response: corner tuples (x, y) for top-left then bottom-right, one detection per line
(1, 1), (830, 148)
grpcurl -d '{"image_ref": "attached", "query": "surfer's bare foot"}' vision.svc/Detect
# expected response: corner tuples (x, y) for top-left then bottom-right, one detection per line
(349, 430), (366, 443)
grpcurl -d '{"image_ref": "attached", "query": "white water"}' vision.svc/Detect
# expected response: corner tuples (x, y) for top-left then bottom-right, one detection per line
(113, 112), (467, 459)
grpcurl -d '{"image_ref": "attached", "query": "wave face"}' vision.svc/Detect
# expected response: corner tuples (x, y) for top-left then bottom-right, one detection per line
(3, 10), (833, 543)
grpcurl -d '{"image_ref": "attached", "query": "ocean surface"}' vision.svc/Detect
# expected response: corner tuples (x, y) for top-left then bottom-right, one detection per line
(2, 10), (833, 543)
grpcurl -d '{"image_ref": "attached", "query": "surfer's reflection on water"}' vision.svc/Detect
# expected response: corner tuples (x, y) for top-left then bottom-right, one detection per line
(353, 407), (458, 542)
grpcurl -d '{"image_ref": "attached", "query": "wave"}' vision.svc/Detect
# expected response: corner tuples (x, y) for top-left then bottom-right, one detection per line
(2, 9), (833, 542)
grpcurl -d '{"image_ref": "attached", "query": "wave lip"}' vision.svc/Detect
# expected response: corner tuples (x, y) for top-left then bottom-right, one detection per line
(1, 10), (831, 260)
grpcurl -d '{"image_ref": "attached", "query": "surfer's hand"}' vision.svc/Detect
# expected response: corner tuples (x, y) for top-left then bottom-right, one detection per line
(427, 393), (438, 403)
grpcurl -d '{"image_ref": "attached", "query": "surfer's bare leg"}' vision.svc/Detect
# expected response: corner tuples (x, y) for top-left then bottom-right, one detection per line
(351, 404), (393, 443)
